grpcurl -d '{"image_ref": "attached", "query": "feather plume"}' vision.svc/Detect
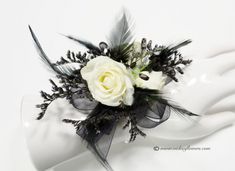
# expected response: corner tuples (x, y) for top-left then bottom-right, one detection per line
(170, 39), (192, 51)
(108, 11), (134, 48)
(135, 88), (198, 117)
(108, 11), (135, 63)
(29, 25), (76, 76)
(62, 34), (101, 55)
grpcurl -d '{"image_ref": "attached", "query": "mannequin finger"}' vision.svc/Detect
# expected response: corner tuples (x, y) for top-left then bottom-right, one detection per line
(144, 111), (235, 141)
(207, 51), (235, 75)
(207, 94), (235, 114)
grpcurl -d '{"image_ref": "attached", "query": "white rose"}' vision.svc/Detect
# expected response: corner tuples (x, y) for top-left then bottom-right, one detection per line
(134, 71), (166, 90)
(81, 56), (134, 106)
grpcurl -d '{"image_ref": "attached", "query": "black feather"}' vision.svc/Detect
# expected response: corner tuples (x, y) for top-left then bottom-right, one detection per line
(28, 25), (55, 71)
(170, 39), (192, 51)
(108, 11), (134, 63)
(63, 35), (101, 55)
(135, 88), (198, 117)
(29, 25), (76, 76)
(108, 12), (134, 48)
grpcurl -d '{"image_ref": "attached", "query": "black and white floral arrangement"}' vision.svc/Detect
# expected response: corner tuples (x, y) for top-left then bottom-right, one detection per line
(29, 11), (197, 171)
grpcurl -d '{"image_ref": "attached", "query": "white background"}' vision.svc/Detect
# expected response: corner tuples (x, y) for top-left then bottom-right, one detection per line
(1, 0), (235, 170)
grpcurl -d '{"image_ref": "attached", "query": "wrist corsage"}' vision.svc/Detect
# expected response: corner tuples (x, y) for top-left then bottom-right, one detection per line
(29, 11), (197, 171)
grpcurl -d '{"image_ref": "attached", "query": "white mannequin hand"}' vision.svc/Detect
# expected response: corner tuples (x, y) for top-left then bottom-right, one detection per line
(21, 51), (235, 171)
(144, 51), (235, 140)
(164, 51), (235, 113)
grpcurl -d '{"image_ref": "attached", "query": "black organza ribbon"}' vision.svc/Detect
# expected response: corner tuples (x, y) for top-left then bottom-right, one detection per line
(69, 90), (172, 171)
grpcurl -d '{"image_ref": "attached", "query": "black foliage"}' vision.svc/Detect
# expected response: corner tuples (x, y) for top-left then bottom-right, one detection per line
(56, 50), (91, 68)
(36, 79), (68, 119)
(128, 117), (147, 142)
(145, 39), (192, 82)
(36, 73), (91, 119)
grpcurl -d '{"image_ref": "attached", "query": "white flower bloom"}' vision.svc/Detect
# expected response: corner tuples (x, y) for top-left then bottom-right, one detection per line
(132, 42), (142, 54)
(134, 71), (166, 90)
(128, 42), (149, 66)
(81, 56), (134, 106)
